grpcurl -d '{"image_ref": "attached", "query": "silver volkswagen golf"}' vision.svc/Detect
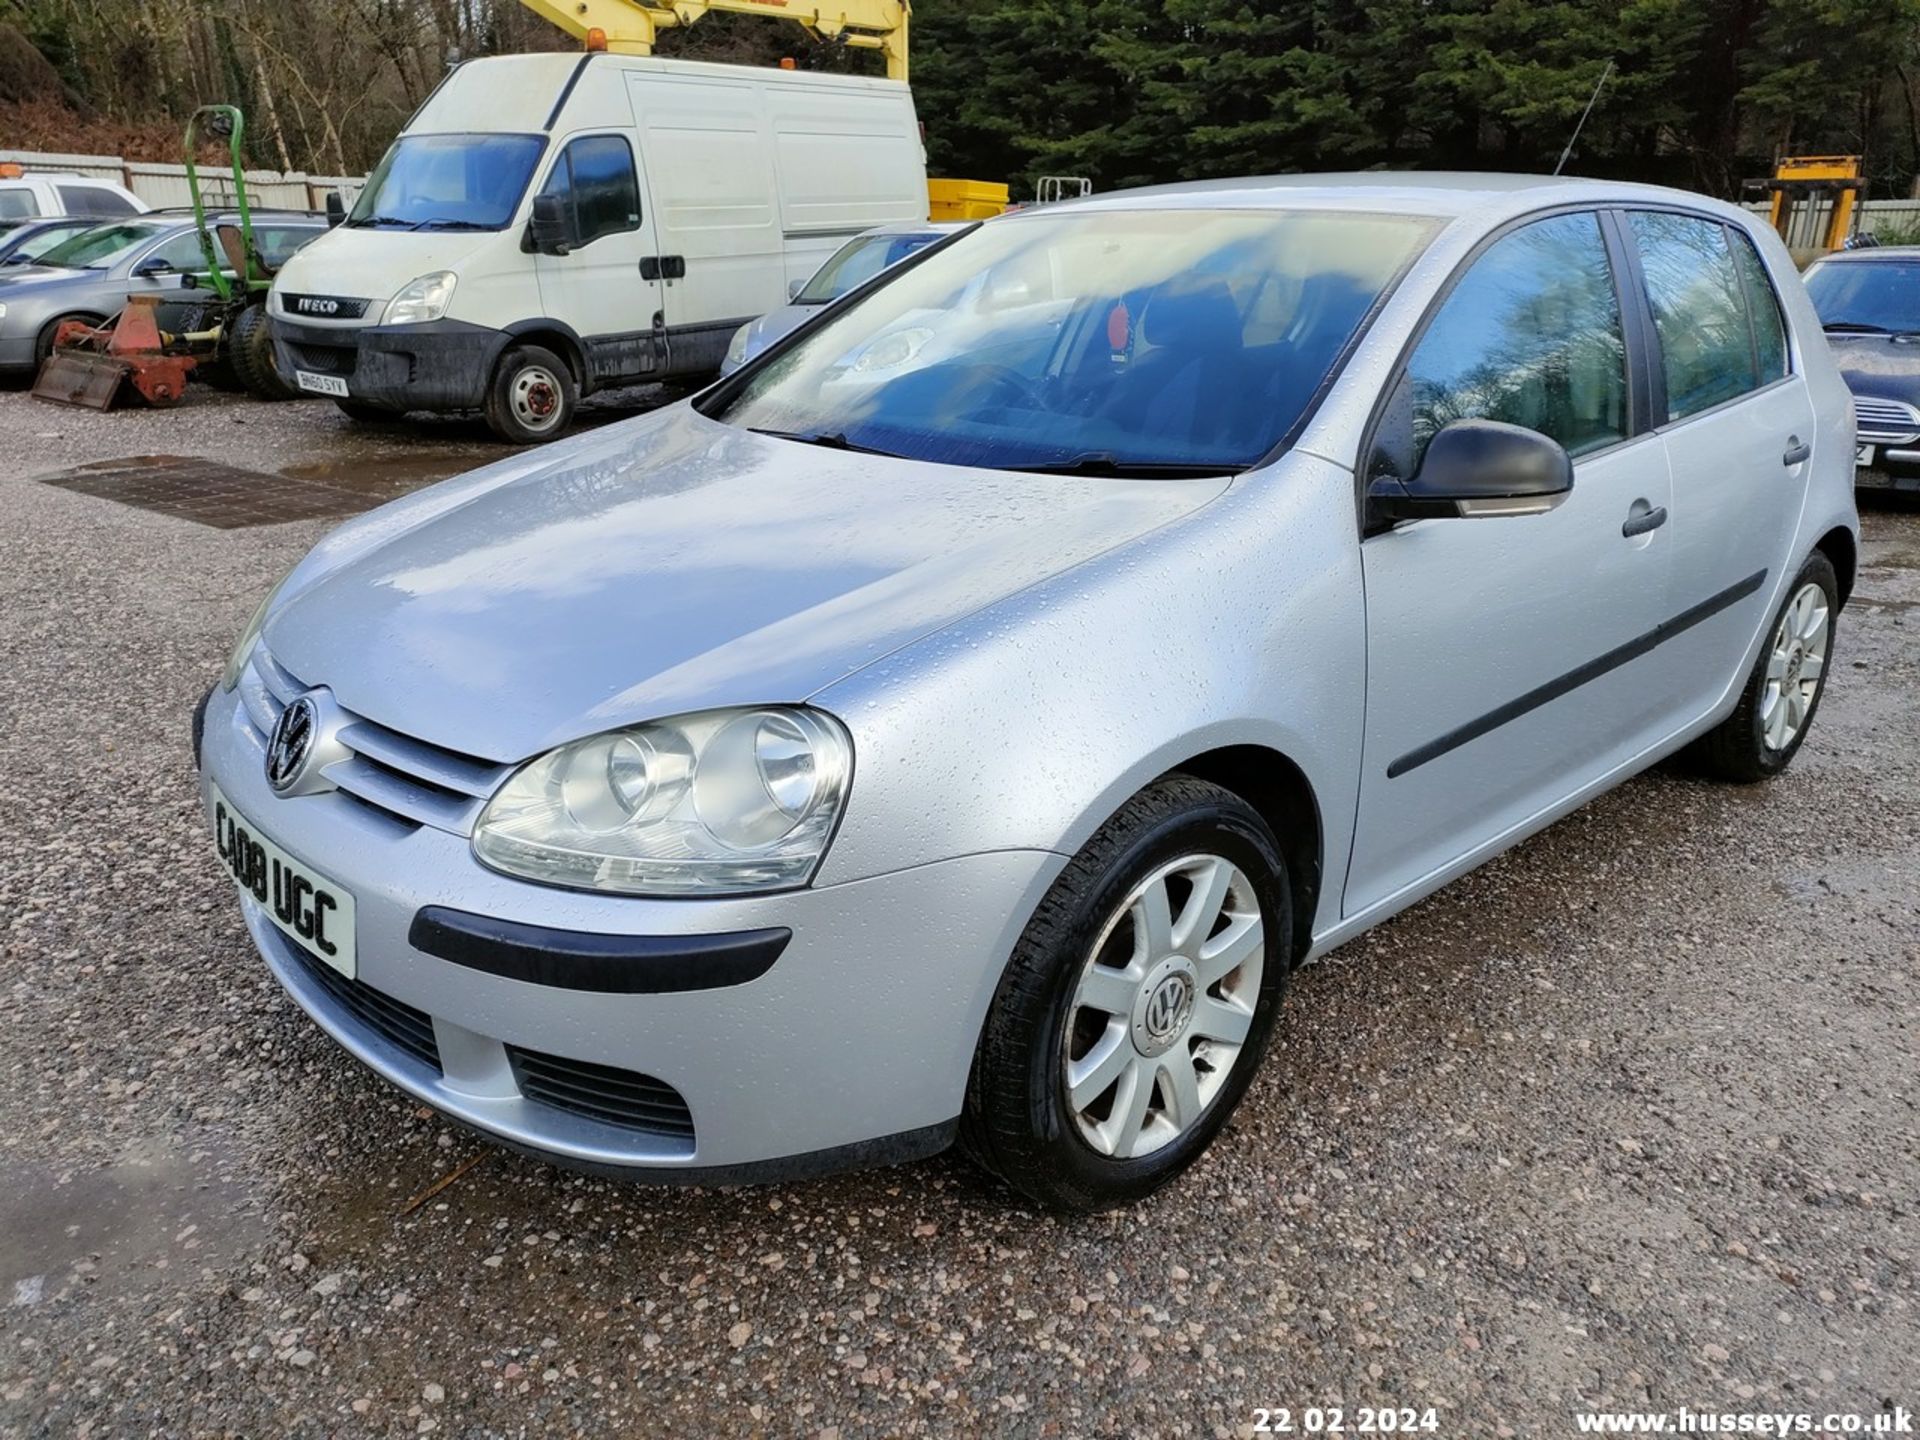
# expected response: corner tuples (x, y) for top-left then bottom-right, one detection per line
(198, 175), (1858, 1211)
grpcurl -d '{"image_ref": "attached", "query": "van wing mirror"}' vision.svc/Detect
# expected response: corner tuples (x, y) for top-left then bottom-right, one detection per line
(528, 193), (573, 256)
(325, 191), (346, 228)
(1367, 418), (1573, 523)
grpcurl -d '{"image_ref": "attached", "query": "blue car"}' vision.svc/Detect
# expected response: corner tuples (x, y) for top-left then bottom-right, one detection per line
(1803, 245), (1920, 491)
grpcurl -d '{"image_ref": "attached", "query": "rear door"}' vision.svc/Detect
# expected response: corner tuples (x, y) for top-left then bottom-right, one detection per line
(1346, 209), (1679, 915)
(1620, 209), (1813, 700)
(532, 132), (663, 386)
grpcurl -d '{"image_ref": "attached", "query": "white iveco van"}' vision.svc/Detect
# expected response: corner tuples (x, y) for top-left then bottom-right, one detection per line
(268, 52), (928, 441)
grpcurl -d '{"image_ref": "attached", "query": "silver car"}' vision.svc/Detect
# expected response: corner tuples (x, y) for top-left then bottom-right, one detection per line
(198, 175), (1858, 1210)
(0, 212), (324, 372)
(719, 221), (967, 374)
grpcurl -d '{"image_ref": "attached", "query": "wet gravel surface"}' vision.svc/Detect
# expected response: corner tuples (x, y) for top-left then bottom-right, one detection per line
(1, 389), (1916, 1437)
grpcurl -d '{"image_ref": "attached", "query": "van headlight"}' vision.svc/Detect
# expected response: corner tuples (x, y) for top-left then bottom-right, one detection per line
(472, 707), (852, 896)
(385, 271), (456, 325)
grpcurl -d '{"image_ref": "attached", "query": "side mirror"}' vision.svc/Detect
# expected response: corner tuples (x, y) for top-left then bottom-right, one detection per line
(325, 191), (346, 228)
(132, 256), (175, 279)
(528, 193), (572, 256)
(1368, 418), (1573, 523)
(788, 276), (806, 301)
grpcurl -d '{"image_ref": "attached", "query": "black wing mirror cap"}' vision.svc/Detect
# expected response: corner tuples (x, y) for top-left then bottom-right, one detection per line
(527, 193), (572, 257)
(1368, 418), (1574, 523)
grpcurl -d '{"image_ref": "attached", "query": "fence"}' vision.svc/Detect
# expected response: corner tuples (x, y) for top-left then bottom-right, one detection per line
(0, 149), (364, 213)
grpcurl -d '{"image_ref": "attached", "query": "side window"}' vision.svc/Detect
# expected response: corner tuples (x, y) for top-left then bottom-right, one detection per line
(539, 136), (640, 248)
(59, 184), (136, 216)
(1727, 228), (1789, 384)
(1405, 211), (1627, 463)
(144, 231), (211, 272)
(1628, 210), (1759, 421)
(255, 225), (320, 268)
(0, 188), (39, 218)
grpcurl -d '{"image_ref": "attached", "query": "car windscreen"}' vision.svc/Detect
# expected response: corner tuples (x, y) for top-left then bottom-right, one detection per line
(32, 220), (169, 270)
(798, 232), (947, 304)
(348, 133), (547, 231)
(709, 207), (1437, 472)
(1804, 259), (1920, 334)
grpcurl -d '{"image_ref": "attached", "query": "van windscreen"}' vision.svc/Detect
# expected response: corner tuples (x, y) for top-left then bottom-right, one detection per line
(349, 134), (547, 232)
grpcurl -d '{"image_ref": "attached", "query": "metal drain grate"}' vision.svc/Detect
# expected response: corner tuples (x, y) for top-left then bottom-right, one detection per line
(39, 455), (377, 529)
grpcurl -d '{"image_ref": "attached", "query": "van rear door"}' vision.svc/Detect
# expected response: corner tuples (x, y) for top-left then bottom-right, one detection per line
(532, 132), (664, 386)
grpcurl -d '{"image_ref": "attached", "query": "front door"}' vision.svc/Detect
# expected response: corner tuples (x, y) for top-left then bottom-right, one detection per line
(532, 132), (662, 387)
(1345, 210), (1681, 917)
(1621, 208), (1816, 700)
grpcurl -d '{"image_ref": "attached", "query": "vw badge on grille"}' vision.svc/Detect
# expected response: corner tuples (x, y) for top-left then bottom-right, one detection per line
(265, 695), (319, 793)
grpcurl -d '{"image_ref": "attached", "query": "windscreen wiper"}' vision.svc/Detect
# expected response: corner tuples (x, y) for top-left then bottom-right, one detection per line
(1009, 452), (1242, 478)
(747, 427), (901, 458)
(1822, 321), (1891, 333)
(415, 219), (490, 231)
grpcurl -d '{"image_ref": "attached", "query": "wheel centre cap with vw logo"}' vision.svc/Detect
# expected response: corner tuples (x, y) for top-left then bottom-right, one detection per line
(264, 690), (347, 796)
(1131, 956), (1198, 1058)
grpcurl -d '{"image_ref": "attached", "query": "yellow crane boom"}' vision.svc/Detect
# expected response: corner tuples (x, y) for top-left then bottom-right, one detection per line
(520, 0), (911, 80)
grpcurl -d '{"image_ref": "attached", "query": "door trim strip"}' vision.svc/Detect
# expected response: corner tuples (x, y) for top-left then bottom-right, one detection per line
(1386, 568), (1769, 779)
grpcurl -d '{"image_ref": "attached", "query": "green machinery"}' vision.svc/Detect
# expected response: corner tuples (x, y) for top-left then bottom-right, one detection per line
(32, 104), (297, 408)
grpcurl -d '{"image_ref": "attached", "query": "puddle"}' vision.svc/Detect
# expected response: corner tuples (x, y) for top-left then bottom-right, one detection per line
(0, 1139), (261, 1306)
(278, 450), (496, 496)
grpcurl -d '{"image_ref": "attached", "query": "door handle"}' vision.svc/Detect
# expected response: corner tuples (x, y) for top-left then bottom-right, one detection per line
(1621, 503), (1668, 538)
(1781, 436), (1811, 466)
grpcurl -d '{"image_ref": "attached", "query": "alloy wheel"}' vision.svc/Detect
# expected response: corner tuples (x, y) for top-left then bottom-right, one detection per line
(1760, 581), (1830, 751)
(1063, 853), (1265, 1159)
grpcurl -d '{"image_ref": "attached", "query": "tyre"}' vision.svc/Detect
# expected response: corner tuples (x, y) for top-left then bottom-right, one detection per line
(34, 312), (104, 368)
(334, 399), (393, 424)
(228, 302), (296, 400)
(1686, 551), (1839, 783)
(483, 344), (575, 444)
(961, 775), (1291, 1211)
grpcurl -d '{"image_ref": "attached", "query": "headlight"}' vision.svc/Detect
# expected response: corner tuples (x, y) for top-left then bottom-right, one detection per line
(220, 573), (289, 692)
(472, 707), (852, 896)
(852, 326), (932, 372)
(385, 270), (456, 325)
(724, 322), (752, 370)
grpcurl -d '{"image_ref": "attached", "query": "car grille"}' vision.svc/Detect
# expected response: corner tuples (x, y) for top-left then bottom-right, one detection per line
(237, 644), (512, 836)
(506, 1046), (697, 1143)
(277, 930), (442, 1072)
(1854, 395), (1920, 444)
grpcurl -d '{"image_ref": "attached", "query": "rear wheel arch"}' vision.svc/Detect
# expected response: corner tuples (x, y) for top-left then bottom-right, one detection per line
(1815, 525), (1857, 608)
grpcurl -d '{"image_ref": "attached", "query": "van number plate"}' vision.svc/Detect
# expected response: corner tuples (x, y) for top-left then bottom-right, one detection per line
(296, 370), (349, 398)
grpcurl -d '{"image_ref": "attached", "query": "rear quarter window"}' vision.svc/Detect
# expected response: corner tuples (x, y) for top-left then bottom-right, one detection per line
(58, 184), (137, 217)
(0, 187), (39, 219)
(1727, 229), (1789, 384)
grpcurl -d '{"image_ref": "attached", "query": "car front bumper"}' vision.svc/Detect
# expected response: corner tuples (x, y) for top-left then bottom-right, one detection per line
(269, 315), (508, 412)
(0, 331), (39, 372)
(197, 681), (1061, 1180)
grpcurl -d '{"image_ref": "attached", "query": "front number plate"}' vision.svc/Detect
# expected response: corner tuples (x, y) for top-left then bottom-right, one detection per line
(1856, 443), (1876, 468)
(295, 370), (349, 398)
(208, 783), (356, 978)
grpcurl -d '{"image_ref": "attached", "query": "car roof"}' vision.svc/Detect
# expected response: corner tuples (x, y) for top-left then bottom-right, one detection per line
(1049, 171), (1750, 223)
(1808, 244), (1920, 264)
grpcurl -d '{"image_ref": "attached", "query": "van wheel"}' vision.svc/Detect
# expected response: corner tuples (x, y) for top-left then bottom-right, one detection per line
(1685, 552), (1838, 783)
(960, 776), (1290, 1212)
(485, 344), (575, 444)
(229, 302), (296, 400)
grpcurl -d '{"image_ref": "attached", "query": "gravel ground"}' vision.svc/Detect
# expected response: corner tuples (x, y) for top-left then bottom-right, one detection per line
(1, 388), (1915, 1438)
